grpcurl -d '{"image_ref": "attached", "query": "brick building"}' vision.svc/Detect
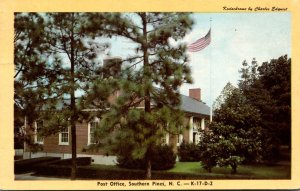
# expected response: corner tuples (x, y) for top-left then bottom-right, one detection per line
(23, 57), (210, 165)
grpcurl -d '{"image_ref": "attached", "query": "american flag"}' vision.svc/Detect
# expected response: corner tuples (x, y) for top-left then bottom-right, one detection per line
(187, 29), (211, 52)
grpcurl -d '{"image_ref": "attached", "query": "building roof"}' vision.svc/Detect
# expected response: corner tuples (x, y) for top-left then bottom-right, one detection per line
(180, 94), (210, 116)
(49, 93), (210, 117)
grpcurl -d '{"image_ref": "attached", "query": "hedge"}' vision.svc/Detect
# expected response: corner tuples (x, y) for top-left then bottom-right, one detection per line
(14, 157), (61, 174)
(49, 157), (92, 166)
(15, 157), (91, 174)
(117, 145), (176, 170)
(178, 142), (201, 162)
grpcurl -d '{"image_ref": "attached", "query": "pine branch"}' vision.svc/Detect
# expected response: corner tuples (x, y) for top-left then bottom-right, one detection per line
(14, 62), (24, 78)
(127, 58), (144, 69)
(14, 31), (22, 43)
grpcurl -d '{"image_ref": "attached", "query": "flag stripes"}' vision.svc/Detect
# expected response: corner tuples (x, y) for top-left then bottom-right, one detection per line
(187, 29), (211, 52)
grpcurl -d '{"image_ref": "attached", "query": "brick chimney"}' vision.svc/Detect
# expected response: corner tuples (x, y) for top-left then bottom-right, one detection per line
(189, 88), (201, 101)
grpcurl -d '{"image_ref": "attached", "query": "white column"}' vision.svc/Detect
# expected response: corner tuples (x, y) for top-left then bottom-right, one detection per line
(201, 118), (205, 130)
(179, 134), (183, 146)
(189, 116), (193, 143)
(165, 133), (169, 145)
(23, 115), (27, 158)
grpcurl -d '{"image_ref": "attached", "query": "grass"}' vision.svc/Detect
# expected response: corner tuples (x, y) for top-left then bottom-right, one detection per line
(167, 162), (291, 179)
(88, 161), (290, 179)
(33, 159), (290, 179)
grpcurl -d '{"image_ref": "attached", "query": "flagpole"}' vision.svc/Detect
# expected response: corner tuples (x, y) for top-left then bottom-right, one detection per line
(209, 18), (213, 123)
(186, 19), (212, 122)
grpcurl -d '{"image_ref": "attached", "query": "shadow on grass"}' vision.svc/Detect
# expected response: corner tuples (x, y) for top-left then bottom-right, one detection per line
(33, 161), (290, 180)
(166, 162), (290, 179)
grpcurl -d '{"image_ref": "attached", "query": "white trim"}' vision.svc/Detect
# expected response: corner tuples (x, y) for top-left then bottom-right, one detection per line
(23, 152), (118, 165)
(165, 133), (169, 145)
(201, 118), (205, 130)
(194, 132), (200, 144)
(88, 117), (100, 145)
(189, 116), (193, 143)
(58, 127), (70, 145)
(82, 106), (153, 112)
(177, 134), (183, 146)
(34, 121), (44, 144)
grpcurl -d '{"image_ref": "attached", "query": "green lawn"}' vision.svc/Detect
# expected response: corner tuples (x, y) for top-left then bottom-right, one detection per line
(167, 162), (291, 179)
(89, 161), (290, 179)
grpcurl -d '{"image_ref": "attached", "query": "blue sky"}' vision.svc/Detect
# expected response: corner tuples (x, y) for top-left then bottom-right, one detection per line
(105, 13), (291, 106)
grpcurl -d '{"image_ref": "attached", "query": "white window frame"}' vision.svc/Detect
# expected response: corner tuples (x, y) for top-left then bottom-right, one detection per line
(165, 133), (169, 145)
(34, 121), (44, 144)
(58, 126), (70, 145)
(177, 134), (183, 146)
(193, 118), (201, 130)
(88, 117), (100, 145)
(161, 133), (169, 145)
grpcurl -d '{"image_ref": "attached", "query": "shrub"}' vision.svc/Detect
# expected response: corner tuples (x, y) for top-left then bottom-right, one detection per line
(117, 156), (144, 170)
(14, 157), (61, 174)
(218, 156), (244, 174)
(198, 123), (247, 174)
(35, 164), (71, 177)
(151, 144), (176, 170)
(178, 141), (201, 162)
(50, 157), (92, 166)
(34, 157), (92, 177)
(117, 144), (176, 170)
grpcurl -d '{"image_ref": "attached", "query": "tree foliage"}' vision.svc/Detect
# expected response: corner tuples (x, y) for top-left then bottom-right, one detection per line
(239, 55), (291, 161)
(83, 13), (194, 179)
(200, 122), (251, 174)
(199, 88), (263, 173)
(14, 13), (49, 150)
(178, 141), (201, 162)
(14, 13), (108, 179)
(208, 55), (291, 168)
(117, 144), (176, 170)
(213, 82), (236, 111)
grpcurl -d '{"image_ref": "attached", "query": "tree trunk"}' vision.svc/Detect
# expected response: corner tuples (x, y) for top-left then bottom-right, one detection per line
(70, 119), (77, 180)
(208, 168), (212, 173)
(231, 164), (237, 174)
(141, 12), (152, 180)
(146, 158), (152, 179)
(70, 13), (77, 180)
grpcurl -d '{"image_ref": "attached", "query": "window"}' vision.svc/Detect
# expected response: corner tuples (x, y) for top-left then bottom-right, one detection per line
(193, 118), (201, 130)
(161, 133), (169, 145)
(34, 121), (44, 144)
(59, 127), (69, 145)
(193, 132), (200, 144)
(193, 132), (197, 143)
(177, 134), (183, 146)
(88, 118), (100, 145)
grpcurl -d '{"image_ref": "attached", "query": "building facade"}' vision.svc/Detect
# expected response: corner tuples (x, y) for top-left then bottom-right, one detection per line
(23, 88), (210, 165)
(23, 57), (210, 164)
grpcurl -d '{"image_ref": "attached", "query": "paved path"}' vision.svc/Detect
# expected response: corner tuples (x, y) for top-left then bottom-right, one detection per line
(15, 172), (68, 180)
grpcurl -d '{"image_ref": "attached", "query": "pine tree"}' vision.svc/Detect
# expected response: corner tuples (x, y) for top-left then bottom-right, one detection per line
(213, 82), (236, 110)
(14, 13), (48, 153)
(85, 13), (194, 179)
(43, 13), (110, 179)
(15, 13), (108, 179)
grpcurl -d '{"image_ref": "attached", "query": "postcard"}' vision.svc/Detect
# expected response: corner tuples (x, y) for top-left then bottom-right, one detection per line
(0, 0), (299, 190)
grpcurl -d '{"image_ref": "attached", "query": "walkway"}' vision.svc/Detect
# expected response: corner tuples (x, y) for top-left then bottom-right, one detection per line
(15, 172), (68, 180)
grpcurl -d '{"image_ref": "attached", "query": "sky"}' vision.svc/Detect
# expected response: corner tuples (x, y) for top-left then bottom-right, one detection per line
(105, 13), (291, 106)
